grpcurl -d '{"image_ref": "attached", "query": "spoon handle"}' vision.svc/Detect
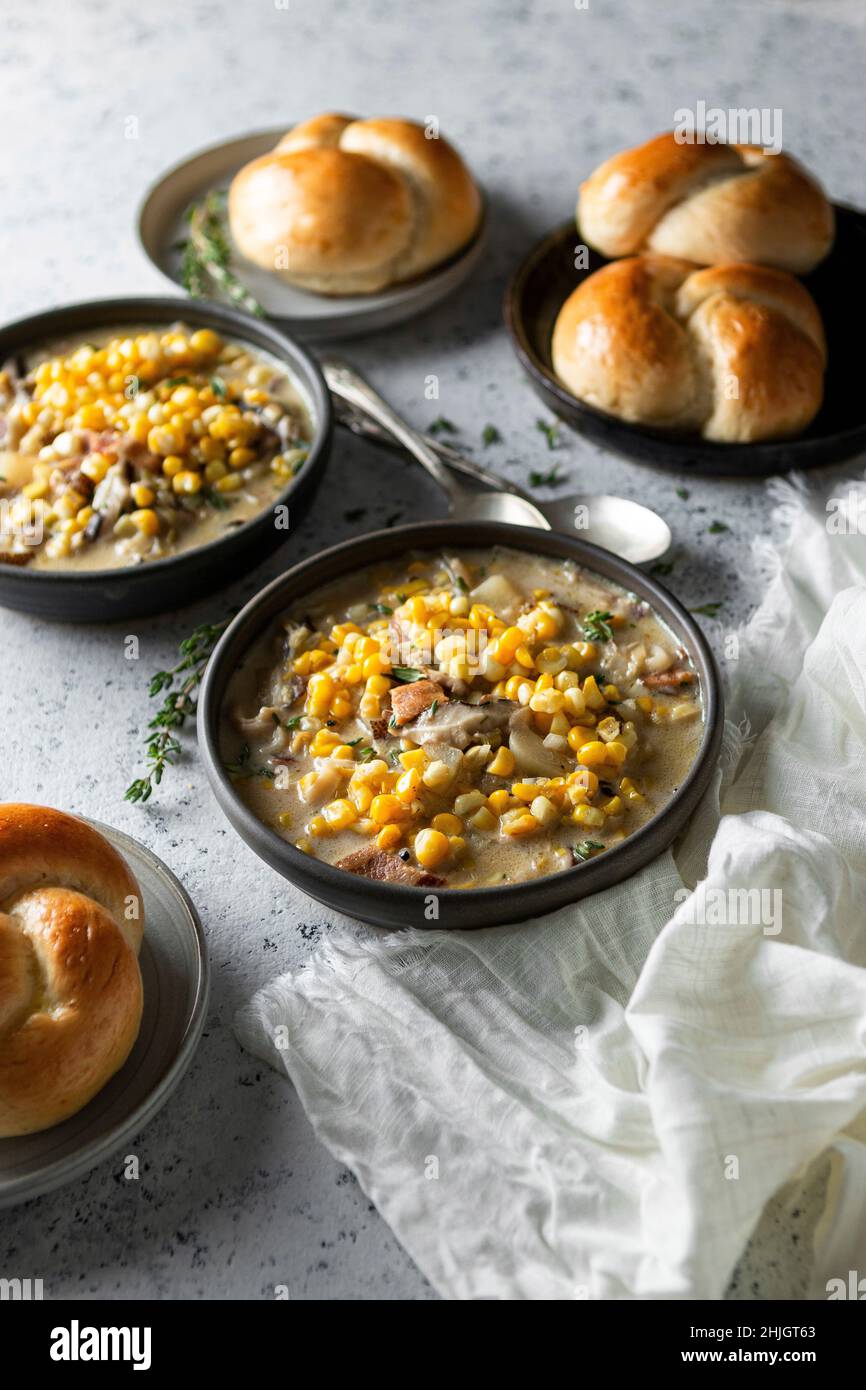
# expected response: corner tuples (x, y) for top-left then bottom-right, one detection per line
(333, 398), (536, 501)
(321, 358), (471, 510)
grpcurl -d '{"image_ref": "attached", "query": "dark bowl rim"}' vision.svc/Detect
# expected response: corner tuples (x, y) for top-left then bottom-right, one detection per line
(0, 295), (333, 585)
(198, 520), (724, 913)
(503, 206), (866, 461)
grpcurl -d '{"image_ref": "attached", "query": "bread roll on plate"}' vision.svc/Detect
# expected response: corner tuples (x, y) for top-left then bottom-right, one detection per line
(578, 133), (834, 274)
(229, 113), (482, 295)
(551, 256), (827, 443)
(0, 805), (144, 1137)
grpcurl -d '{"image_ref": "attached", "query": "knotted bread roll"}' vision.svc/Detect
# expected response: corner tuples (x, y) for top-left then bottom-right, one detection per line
(578, 133), (834, 273)
(229, 113), (482, 295)
(0, 805), (144, 1137)
(552, 257), (827, 443)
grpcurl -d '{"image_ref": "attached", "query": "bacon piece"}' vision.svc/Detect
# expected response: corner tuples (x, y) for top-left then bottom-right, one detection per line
(0, 551), (33, 566)
(389, 678), (446, 727)
(642, 667), (697, 690)
(335, 845), (445, 887)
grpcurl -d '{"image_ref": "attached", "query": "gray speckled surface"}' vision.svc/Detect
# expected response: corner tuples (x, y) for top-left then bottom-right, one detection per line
(1, 0), (864, 1300)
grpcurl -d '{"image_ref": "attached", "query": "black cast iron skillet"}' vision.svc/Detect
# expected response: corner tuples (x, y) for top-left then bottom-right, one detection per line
(198, 521), (724, 930)
(504, 203), (866, 478)
(0, 298), (332, 621)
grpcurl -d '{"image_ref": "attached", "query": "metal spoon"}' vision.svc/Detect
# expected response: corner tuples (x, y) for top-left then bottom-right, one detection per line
(321, 359), (551, 529)
(332, 394), (672, 565)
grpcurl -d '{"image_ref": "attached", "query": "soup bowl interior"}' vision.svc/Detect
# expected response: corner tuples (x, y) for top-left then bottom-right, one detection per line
(0, 297), (332, 621)
(198, 521), (724, 931)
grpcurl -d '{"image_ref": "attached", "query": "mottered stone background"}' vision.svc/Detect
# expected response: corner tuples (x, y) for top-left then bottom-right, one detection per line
(0, 0), (863, 1299)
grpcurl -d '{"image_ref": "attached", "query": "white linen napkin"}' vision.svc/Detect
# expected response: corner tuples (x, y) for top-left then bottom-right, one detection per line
(236, 476), (866, 1300)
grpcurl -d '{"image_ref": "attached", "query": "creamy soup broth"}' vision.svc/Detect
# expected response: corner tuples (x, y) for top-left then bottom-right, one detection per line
(222, 547), (703, 890)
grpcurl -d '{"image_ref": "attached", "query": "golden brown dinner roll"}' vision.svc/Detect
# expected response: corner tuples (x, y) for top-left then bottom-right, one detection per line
(551, 256), (827, 443)
(229, 113), (482, 295)
(578, 133), (834, 273)
(0, 805), (144, 1137)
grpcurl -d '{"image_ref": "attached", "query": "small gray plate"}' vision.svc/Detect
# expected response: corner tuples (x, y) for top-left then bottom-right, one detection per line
(137, 128), (488, 342)
(0, 822), (209, 1209)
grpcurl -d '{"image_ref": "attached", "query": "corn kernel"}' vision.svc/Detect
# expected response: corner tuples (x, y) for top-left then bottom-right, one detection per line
(529, 687), (565, 715)
(602, 796), (624, 816)
(395, 769), (421, 802)
(370, 794), (406, 824)
(620, 777), (644, 804)
(431, 812), (462, 836)
(129, 507), (160, 537)
(190, 328), (222, 355)
(80, 452), (110, 483)
(422, 759), (457, 792)
(511, 782), (541, 802)
(486, 789), (512, 816)
(131, 483), (155, 507)
(469, 806), (498, 833)
(501, 811), (539, 837)
(398, 748), (427, 771)
(536, 646), (568, 675)
(376, 824), (403, 851)
(582, 675), (606, 710)
(414, 827), (450, 869)
(215, 473), (242, 493)
(529, 795), (558, 827)
(162, 454), (184, 478)
(322, 799), (358, 830)
(454, 790), (486, 817)
(307, 814), (332, 838)
(576, 739), (626, 767)
(349, 782), (374, 814)
(487, 746), (515, 778)
(572, 804), (605, 828)
(172, 469), (202, 495)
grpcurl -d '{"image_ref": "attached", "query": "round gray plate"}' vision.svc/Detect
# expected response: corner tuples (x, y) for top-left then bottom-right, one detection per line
(137, 127), (488, 342)
(0, 822), (209, 1209)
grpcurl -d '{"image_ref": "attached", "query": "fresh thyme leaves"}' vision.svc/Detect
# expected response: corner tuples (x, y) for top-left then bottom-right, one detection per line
(482, 423), (501, 446)
(369, 602), (393, 616)
(345, 737), (364, 747)
(582, 609), (614, 643)
(210, 375), (227, 399)
(124, 618), (231, 803)
(225, 760), (275, 780)
(529, 466), (564, 488)
(708, 521), (729, 534)
(356, 745), (376, 762)
(429, 699), (439, 718)
(573, 840), (604, 862)
(205, 488), (232, 510)
(180, 192), (266, 318)
(690, 601), (723, 618)
(428, 417), (458, 436)
(391, 665), (425, 683)
(535, 418), (560, 450)
(676, 487), (690, 500)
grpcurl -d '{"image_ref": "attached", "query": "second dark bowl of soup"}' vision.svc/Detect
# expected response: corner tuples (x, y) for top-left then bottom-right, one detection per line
(0, 297), (332, 621)
(198, 522), (723, 930)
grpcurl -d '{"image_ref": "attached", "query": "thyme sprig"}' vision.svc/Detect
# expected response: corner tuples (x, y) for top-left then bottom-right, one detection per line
(125, 618), (231, 803)
(180, 192), (266, 319)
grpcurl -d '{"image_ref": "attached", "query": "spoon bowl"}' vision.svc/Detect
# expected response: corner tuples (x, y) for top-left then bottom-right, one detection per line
(332, 398), (671, 563)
